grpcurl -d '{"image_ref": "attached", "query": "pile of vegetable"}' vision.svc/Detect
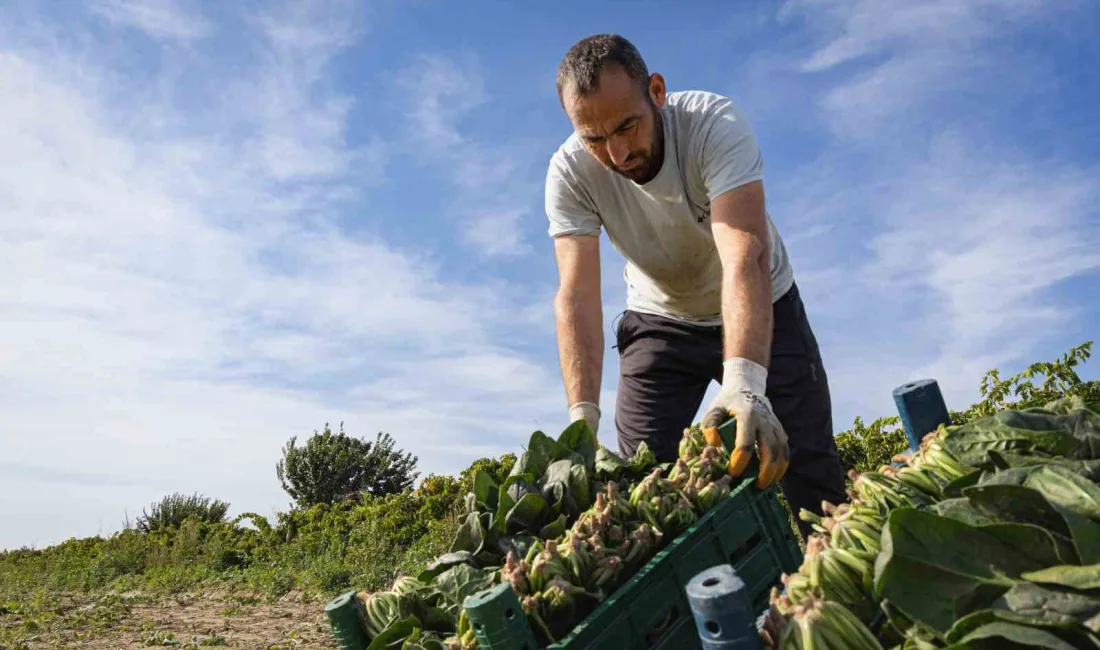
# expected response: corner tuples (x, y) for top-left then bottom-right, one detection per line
(765, 396), (1100, 650)
(346, 420), (744, 649)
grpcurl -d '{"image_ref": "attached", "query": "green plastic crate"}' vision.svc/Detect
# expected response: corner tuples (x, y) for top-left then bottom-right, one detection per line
(465, 475), (803, 650)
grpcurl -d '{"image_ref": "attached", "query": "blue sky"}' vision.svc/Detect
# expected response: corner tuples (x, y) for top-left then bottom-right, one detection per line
(2, 0), (1098, 550)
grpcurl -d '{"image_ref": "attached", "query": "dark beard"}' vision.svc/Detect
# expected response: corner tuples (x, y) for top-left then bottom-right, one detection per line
(621, 103), (664, 185)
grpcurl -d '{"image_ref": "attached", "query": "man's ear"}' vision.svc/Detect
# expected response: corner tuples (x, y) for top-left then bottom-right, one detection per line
(648, 73), (667, 109)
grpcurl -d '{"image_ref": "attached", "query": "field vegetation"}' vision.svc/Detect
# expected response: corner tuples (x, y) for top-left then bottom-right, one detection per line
(1, 342), (1095, 648)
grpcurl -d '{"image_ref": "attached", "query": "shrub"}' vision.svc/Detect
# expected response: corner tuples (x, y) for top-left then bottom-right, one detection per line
(834, 340), (1098, 474)
(834, 415), (908, 475)
(952, 341), (1098, 423)
(276, 423), (420, 507)
(135, 492), (229, 534)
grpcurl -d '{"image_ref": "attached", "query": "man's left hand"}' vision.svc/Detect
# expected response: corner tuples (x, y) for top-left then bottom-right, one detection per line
(701, 358), (789, 488)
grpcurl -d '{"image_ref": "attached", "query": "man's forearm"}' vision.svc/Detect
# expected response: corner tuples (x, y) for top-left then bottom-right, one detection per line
(554, 289), (603, 406)
(720, 239), (773, 368)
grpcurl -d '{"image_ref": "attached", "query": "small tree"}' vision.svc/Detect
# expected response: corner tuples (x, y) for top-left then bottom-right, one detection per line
(361, 431), (420, 497)
(276, 423), (420, 507)
(135, 492), (230, 534)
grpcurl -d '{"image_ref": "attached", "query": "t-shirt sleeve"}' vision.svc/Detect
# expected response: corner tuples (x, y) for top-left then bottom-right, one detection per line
(697, 97), (764, 202)
(545, 153), (602, 238)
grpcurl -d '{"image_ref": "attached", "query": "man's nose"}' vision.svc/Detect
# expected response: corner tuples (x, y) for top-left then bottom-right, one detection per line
(607, 135), (630, 166)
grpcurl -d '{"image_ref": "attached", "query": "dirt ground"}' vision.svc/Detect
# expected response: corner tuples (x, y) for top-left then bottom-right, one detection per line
(1, 590), (340, 650)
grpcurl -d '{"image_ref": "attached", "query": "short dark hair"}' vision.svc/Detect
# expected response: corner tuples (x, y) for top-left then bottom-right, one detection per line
(556, 34), (650, 104)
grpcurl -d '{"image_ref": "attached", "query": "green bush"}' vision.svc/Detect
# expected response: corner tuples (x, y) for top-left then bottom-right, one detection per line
(276, 423), (420, 507)
(135, 492), (229, 534)
(834, 340), (1098, 474)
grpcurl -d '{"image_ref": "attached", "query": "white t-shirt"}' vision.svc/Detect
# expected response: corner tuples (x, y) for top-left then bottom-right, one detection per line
(544, 90), (795, 326)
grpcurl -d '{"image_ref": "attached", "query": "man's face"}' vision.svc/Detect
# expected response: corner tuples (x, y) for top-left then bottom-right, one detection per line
(562, 65), (666, 185)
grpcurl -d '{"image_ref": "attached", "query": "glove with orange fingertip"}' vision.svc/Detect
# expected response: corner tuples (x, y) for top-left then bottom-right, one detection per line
(701, 357), (790, 489)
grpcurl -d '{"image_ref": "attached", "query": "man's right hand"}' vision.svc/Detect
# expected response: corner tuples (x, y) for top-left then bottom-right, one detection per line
(568, 401), (600, 443)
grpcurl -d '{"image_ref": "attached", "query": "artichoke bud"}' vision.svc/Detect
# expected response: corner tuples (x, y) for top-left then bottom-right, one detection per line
(509, 567), (530, 595)
(521, 594), (539, 615)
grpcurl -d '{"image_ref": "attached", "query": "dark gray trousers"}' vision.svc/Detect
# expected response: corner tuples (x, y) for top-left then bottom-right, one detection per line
(612, 282), (848, 538)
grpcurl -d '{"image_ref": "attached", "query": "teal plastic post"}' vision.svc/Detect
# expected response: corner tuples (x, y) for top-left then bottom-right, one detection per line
(686, 565), (764, 649)
(324, 590), (368, 650)
(463, 583), (540, 650)
(892, 379), (952, 451)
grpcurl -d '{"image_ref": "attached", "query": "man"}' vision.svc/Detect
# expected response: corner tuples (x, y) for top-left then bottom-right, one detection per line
(544, 34), (847, 534)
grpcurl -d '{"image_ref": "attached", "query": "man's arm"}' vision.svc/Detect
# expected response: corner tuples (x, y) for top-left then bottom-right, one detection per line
(703, 179), (789, 487)
(553, 234), (603, 432)
(710, 180), (773, 366)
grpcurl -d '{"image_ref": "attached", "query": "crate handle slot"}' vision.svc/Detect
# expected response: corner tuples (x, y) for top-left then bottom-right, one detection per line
(729, 531), (761, 566)
(643, 602), (683, 647)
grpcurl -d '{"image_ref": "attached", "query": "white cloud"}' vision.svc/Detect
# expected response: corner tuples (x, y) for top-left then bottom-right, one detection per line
(0, 4), (566, 550)
(462, 207), (533, 258)
(865, 135), (1100, 385)
(770, 133), (1100, 426)
(401, 53), (487, 150)
(780, 0), (1051, 136)
(88, 0), (214, 42)
(398, 53), (539, 260)
(761, 0), (1100, 431)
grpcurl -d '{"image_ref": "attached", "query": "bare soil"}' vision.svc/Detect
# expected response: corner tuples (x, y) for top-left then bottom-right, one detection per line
(1, 590), (340, 650)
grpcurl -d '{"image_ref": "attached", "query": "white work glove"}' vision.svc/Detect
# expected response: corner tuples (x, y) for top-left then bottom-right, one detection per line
(568, 401), (600, 444)
(701, 358), (789, 489)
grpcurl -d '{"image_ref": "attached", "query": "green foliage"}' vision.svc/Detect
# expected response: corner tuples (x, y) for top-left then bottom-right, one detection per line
(135, 492), (229, 534)
(953, 341), (1099, 424)
(276, 422), (420, 508)
(836, 341), (1098, 474)
(0, 341), (1093, 644)
(835, 414), (908, 475)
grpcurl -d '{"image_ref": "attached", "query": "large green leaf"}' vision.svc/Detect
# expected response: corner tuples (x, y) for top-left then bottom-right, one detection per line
(539, 514), (568, 539)
(873, 509), (1058, 634)
(473, 470), (498, 512)
(629, 441), (657, 476)
(367, 616), (422, 650)
(448, 512), (486, 557)
(417, 552), (475, 583)
(955, 621), (1078, 650)
(512, 448), (550, 481)
(595, 447), (629, 479)
(976, 522), (1077, 570)
(943, 470), (983, 499)
(419, 606), (456, 635)
(505, 492), (548, 534)
(432, 564), (495, 616)
(494, 474), (536, 534)
(1022, 465), (1100, 563)
(529, 430), (569, 463)
(974, 450), (1100, 481)
(556, 420), (597, 470)
(1022, 564), (1100, 592)
(568, 464), (592, 513)
(962, 485), (1071, 538)
(944, 411), (1077, 467)
(935, 498), (998, 527)
(540, 459), (580, 518)
(1035, 400), (1100, 460)
(1024, 465), (1100, 522)
(996, 582), (1100, 634)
